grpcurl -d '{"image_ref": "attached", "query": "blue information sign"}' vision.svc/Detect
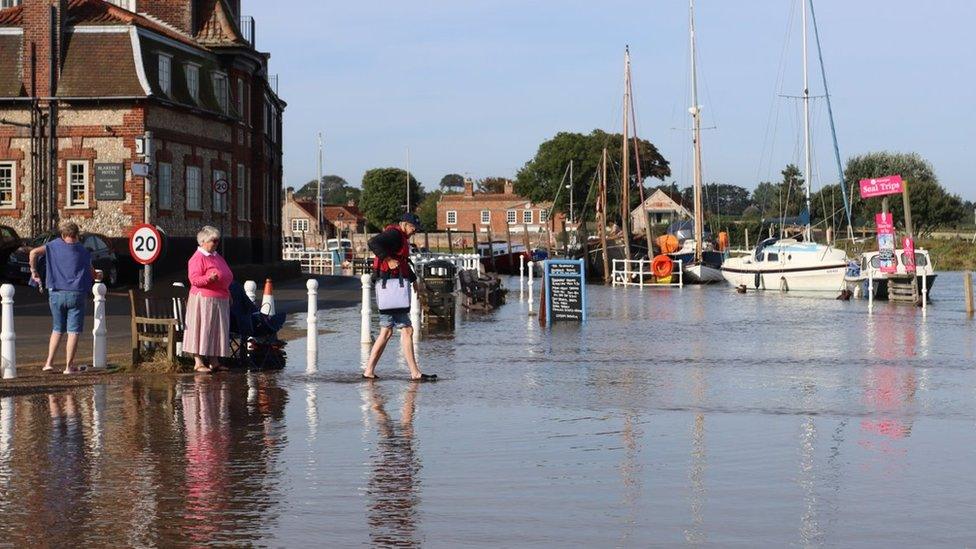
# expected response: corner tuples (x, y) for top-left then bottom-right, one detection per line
(544, 259), (586, 327)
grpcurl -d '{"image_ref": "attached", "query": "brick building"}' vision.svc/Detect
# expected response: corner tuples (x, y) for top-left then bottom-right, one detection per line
(282, 187), (364, 250)
(0, 0), (285, 272)
(436, 178), (562, 238)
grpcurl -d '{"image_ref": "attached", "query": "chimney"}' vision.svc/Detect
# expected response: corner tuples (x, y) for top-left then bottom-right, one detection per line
(21, 0), (64, 98)
(503, 180), (514, 195)
(463, 177), (474, 197)
(347, 199), (356, 207)
(285, 187), (294, 202)
(138, 0), (194, 35)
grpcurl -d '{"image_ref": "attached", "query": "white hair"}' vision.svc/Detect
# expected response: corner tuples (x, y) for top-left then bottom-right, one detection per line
(197, 225), (221, 245)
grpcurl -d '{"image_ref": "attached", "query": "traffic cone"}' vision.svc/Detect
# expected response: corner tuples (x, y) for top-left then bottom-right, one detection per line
(261, 278), (276, 316)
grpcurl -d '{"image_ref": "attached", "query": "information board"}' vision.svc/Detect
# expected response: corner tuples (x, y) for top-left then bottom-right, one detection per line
(544, 259), (586, 326)
(94, 163), (125, 200)
(876, 212), (896, 273)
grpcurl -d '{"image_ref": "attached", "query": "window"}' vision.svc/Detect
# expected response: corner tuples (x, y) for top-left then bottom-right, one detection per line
(236, 78), (244, 115)
(446, 210), (457, 225)
(0, 162), (15, 208)
(902, 252), (928, 267)
(212, 72), (228, 113)
(243, 167), (251, 220)
(766, 253), (779, 262)
(157, 53), (171, 95)
(157, 162), (172, 210)
(522, 210), (532, 224)
(212, 169), (228, 212)
(106, 0), (134, 10)
(506, 210), (516, 224)
(184, 63), (200, 102)
(66, 161), (88, 207)
(186, 166), (202, 211)
(236, 164), (246, 219)
(539, 209), (548, 223)
(292, 218), (309, 233)
(0, 1), (21, 8)
(480, 210), (490, 224)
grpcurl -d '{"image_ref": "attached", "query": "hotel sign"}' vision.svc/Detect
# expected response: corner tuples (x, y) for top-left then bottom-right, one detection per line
(859, 175), (904, 199)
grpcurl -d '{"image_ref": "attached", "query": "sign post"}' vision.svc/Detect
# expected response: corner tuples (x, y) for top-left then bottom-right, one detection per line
(543, 259), (586, 327)
(213, 178), (230, 253)
(129, 224), (163, 288)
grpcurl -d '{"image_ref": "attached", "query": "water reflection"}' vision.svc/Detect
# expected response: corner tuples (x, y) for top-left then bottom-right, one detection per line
(363, 382), (422, 547)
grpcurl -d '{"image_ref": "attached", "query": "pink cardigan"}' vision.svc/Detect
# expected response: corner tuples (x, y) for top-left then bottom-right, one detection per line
(187, 249), (233, 299)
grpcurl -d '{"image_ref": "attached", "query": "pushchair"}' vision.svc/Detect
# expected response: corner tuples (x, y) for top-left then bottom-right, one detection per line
(229, 282), (287, 369)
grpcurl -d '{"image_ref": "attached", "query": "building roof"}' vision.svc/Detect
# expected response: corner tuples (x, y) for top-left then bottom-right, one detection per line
(58, 32), (146, 97)
(323, 204), (364, 222)
(0, 5), (22, 25)
(194, 0), (247, 46)
(0, 34), (23, 97)
(294, 201), (319, 220)
(631, 189), (692, 217)
(66, 0), (200, 50)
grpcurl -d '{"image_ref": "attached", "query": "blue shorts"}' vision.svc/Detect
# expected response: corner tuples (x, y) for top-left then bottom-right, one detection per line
(49, 290), (86, 334)
(378, 310), (412, 329)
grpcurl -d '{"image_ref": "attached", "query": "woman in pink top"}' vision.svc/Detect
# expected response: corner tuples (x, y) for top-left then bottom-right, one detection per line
(183, 226), (234, 372)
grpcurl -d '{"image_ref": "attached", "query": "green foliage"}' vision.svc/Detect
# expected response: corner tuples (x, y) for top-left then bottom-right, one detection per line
(844, 152), (966, 236)
(678, 183), (751, 216)
(417, 190), (442, 232)
(477, 177), (509, 194)
(514, 130), (670, 221)
(440, 173), (465, 191)
(749, 164), (806, 219)
(294, 175), (360, 204)
(360, 168), (423, 230)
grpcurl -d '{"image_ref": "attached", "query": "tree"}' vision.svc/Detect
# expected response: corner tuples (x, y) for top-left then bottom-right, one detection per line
(360, 168), (423, 230)
(514, 129), (670, 222)
(748, 164), (806, 219)
(844, 152), (966, 235)
(294, 175), (360, 204)
(477, 177), (509, 194)
(439, 173), (465, 192)
(417, 190), (442, 232)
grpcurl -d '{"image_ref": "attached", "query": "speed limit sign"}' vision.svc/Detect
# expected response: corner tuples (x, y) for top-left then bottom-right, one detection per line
(213, 178), (229, 194)
(129, 224), (163, 265)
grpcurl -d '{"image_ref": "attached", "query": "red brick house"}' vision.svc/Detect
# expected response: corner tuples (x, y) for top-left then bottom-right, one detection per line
(436, 178), (563, 239)
(0, 0), (285, 271)
(282, 188), (365, 249)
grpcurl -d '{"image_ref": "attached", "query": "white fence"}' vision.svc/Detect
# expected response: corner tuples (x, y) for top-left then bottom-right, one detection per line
(411, 253), (481, 272)
(611, 259), (684, 288)
(283, 249), (340, 275)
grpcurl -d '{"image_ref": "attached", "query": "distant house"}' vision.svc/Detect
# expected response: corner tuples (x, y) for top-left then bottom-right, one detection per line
(282, 189), (365, 249)
(436, 179), (563, 238)
(630, 189), (692, 233)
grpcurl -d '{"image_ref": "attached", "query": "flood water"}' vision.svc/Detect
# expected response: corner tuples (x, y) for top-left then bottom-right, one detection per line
(1, 273), (975, 547)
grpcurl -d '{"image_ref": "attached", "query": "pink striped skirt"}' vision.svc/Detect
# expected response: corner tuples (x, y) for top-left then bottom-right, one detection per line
(182, 294), (231, 358)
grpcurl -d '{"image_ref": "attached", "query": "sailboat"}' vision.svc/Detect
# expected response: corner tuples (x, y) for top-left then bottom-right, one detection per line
(670, 0), (724, 284)
(720, 0), (848, 292)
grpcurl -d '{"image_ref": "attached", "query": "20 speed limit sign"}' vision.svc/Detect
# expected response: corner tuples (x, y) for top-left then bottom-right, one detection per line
(129, 224), (163, 265)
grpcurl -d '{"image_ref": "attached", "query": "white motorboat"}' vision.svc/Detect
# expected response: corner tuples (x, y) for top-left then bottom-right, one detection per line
(721, 238), (848, 291)
(845, 248), (936, 300)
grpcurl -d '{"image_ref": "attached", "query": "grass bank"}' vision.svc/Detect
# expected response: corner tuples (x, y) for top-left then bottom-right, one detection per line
(918, 238), (976, 271)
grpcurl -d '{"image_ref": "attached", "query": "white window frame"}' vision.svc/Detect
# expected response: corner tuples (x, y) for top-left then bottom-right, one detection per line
(292, 218), (309, 233)
(540, 209), (549, 223)
(212, 169), (228, 213)
(184, 63), (200, 102)
(506, 210), (516, 224)
(157, 53), (172, 95)
(0, 161), (16, 209)
(186, 166), (202, 211)
(446, 210), (457, 225)
(157, 162), (172, 210)
(480, 210), (490, 224)
(236, 78), (244, 116)
(0, 1), (21, 8)
(212, 71), (228, 114)
(66, 161), (89, 208)
(236, 163), (245, 220)
(522, 210), (533, 224)
(106, 0), (134, 11)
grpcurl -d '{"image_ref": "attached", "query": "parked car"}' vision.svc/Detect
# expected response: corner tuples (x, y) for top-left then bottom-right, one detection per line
(6, 231), (121, 287)
(326, 238), (354, 261)
(0, 225), (22, 277)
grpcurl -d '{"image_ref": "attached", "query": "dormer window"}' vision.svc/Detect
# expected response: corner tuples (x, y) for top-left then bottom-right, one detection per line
(157, 53), (172, 95)
(184, 63), (200, 102)
(212, 71), (228, 113)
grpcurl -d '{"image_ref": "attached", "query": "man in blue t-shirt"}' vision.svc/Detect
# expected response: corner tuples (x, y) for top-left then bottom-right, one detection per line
(29, 221), (96, 374)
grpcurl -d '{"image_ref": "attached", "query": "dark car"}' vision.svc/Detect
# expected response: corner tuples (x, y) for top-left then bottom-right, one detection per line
(6, 231), (121, 287)
(0, 225), (21, 275)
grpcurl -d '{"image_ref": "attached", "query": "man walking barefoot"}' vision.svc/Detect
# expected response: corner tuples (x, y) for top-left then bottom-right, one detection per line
(362, 213), (436, 382)
(29, 221), (98, 374)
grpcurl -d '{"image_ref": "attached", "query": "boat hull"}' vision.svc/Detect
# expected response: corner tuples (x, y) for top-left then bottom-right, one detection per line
(845, 273), (937, 300)
(721, 264), (848, 291)
(684, 263), (725, 284)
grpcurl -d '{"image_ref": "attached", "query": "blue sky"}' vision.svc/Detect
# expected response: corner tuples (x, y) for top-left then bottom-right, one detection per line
(246, 0), (975, 200)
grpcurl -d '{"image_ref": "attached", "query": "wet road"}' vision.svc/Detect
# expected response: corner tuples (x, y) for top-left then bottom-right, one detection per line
(0, 274), (974, 546)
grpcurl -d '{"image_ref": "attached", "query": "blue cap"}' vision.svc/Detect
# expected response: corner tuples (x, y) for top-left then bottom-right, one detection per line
(402, 212), (423, 231)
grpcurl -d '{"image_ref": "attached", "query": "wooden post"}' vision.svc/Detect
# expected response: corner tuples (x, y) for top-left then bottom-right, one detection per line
(965, 272), (974, 318)
(447, 227), (454, 254)
(901, 180), (914, 239)
(599, 147), (611, 284)
(486, 224), (497, 272)
(560, 220), (568, 255)
(745, 227), (749, 250)
(505, 217), (513, 257)
(522, 223), (530, 253)
(424, 231), (429, 253)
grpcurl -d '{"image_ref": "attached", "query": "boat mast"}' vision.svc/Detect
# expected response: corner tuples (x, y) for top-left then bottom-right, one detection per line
(801, 0), (813, 242)
(689, 0), (704, 263)
(599, 147), (611, 284)
(621, 47), (633, 261)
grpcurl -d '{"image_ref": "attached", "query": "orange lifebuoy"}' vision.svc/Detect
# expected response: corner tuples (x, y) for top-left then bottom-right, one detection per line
(651, 254), (673, 278)
(655, 234), (679, 254)
(717, 231), (729, 251)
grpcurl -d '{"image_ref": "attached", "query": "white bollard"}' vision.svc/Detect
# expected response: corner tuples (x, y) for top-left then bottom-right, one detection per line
(360, 274), (373, 344)
(410, 282), (421, 342)
(172, 282), (186, 356)
(307, 278), (319, 373)
(527, 261), (535, 313)
(91, 283), (107, 370)
(244, 280), (257, 304)
(519, 254), (525, 297)
(921, 273), (927, 317)
(0, 284), (14, 379)
(867, 270), (874, 313)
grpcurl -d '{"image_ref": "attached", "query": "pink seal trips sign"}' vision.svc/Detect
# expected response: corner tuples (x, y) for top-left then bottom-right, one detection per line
(859, 175), (904, 199)
(902, 236), (916, 273)
(875, 212), (897, 273)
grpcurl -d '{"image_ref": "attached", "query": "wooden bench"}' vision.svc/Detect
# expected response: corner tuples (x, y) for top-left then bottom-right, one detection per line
(129, 287), (187, 365)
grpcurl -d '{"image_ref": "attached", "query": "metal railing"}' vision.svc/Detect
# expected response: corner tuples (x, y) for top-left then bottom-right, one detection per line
(239, 16), (255, 46)
(611, 259), (684, 288)
(283, 249), (341, 275)
(411, 253), (481, 272)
